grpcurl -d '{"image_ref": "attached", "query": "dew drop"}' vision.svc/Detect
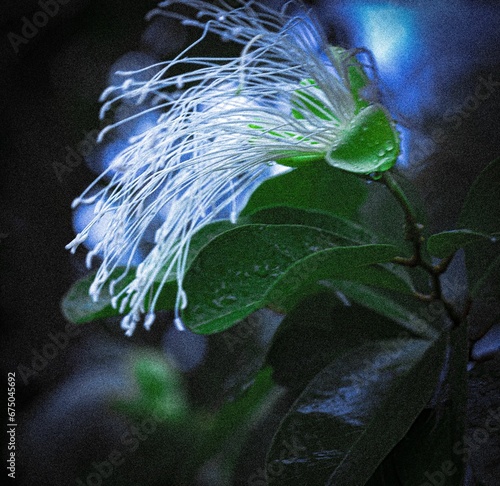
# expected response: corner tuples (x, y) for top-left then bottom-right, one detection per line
(212, 298), (224, 309)
(253, 264), (270, 277)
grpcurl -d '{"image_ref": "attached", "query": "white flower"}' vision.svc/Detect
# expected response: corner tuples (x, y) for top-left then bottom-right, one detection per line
(66, 0), (392, 336)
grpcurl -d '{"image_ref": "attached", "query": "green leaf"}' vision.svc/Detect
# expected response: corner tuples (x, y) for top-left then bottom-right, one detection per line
(291, 79), (340, 122)
(113, 353), (189, 423)
(358, 172), (427, 257)
(386, 408), (461, 486)
(266, 294), (417, 390)
(267, 253), (413, 314)
(61, 221), (235, 324)
(390, 318), (468, 486)
(62, 219), (400, 329)
(266, 335), (446, 486)
(326, 104), (400, 174)
(330, 46), (370, 113)
(335, 263), (415, 295)
(182, 224), (400, 333)
(427, 229), (499, 258)
(207, 367), (276, 447)
(470, 253), (500, 298)
(247, 208), (417, 296)
(247, 207), (417, 296)
(246, 206), (377, 245)
(110, 354), (199, 486)
(61, 267), (135, 325)
(320, 281), (437, 340)
(458, 157), (500, 296)
(200, 367), (280, 485)
(241, 160), (368, 219)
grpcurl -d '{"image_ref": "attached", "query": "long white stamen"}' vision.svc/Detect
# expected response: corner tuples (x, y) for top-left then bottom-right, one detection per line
(67, 0), (367, 334)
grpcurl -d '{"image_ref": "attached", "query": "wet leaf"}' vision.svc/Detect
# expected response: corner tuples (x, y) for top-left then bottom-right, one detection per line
(266, 335), (446, 485)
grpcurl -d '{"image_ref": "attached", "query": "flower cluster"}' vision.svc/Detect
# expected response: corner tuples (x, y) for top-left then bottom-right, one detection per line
(67, 0), (397, 335)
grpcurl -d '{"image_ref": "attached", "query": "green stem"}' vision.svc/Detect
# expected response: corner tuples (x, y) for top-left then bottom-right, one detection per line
(382, 172), (468, 482)
(381, 172), (419, 225)
(380, 171), (462, 328)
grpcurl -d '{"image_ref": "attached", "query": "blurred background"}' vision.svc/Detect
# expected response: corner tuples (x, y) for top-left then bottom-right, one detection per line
(1, 0), (500, 484)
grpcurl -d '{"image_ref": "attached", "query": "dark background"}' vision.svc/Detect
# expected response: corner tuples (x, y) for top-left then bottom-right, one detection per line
(1, 0), (160, 406)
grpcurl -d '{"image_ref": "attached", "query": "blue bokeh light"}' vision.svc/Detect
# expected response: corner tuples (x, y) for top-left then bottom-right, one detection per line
(321, 0), (500, 120)
(163, 325), (208, 372)
(72, 188), (148, 266)
(319, 0), (500, 168)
